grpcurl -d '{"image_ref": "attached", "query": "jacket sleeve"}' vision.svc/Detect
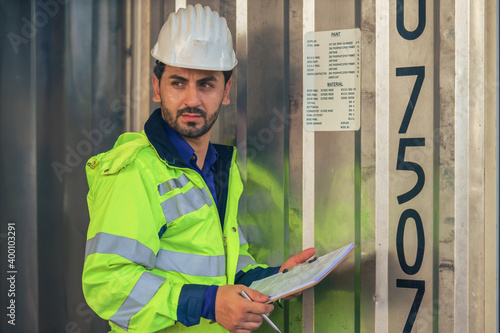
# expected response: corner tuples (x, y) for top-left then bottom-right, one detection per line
(82, 155), (195, 332)
(232, 228), (279, 286)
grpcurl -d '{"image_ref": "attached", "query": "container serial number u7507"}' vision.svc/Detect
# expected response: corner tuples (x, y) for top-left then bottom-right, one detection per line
(390, 0), (434, 332)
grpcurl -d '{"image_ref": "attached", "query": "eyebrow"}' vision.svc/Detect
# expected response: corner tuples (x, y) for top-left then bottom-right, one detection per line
(168, 74), (218, 84)
(197, 76), (217, 84)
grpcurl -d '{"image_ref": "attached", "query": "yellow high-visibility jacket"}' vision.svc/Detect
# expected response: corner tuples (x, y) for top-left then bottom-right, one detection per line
(82, 111), (267, 332)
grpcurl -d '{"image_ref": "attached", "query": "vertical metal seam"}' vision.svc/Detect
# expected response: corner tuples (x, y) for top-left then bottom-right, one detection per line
(283, 0), (291, 259)
(89, 1), (94, 138)
(31, 1), (39, 331)
(454, 0), (470, 331)
(125, 0), (132, 131)
(302, 0), (315, 331)
(375, 0), (390, 332)
(130, 0), (150, 132)
(235, 0), (248, 208)
(283, 1), (291, 331)
(132, 2), (142, 132)
(497, 0), (500, 326)
(432, 0), (441, 331)
(354, 112), (362, 333)
(470, 1), (486, 331)
(354, 2), (362, 333)
(497, 0), (500, 328)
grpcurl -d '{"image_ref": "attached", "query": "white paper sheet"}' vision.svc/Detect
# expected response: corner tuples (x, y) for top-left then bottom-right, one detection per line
(249, 243), (355, 302)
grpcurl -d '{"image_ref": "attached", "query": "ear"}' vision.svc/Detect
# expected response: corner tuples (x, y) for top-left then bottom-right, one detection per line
(221, 77), (232, 106)
(152, 75), (161, 103)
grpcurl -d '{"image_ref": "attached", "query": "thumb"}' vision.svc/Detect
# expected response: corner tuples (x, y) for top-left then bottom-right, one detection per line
(279, 247), (317, 273)
(295, 247), (316, 263)
(243, 288), (270, 303)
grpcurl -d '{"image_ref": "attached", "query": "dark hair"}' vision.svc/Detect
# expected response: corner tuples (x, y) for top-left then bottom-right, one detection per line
(154, 61), (233, 85)
(154, 61), (166, 83)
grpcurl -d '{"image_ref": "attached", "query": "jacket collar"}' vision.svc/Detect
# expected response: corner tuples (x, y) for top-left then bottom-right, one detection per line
(144, 108), (189, 168)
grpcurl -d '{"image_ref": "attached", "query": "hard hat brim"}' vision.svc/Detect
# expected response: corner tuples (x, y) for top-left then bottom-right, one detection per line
(151, 50), (238, 71)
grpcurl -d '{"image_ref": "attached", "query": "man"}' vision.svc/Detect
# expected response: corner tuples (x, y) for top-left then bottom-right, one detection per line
(82, 4), (315, 332)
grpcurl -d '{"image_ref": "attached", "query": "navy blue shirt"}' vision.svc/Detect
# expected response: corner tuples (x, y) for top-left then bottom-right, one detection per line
(164, 123), (219, 206)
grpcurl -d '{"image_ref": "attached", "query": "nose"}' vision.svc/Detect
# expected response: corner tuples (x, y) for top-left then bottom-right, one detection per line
(184, 84), (201, 108)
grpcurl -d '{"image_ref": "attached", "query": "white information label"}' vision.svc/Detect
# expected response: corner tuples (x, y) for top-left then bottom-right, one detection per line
(303, 29), (361, 131)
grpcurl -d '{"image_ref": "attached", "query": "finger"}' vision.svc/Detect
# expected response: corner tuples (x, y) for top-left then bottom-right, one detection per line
(261, 303), (274, 314)
(234, 317), (264, 332)
(244, 313), (264, 323)
(243, 287), (270, 303)
(235, 324), (261, 332)
(279, 248), (317, 273)
(295, 247), (316, 263)
(244, 300), (274, 315)
(243, 319), (264, 331)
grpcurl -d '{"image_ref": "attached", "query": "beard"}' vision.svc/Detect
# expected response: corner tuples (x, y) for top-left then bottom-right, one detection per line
(161, 105), (219, 138)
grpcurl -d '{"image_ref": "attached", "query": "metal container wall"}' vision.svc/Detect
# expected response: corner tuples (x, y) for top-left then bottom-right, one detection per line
(156, 1), (497, 332)
(1, 1), (127, 332)
(0, 0), (497, 332)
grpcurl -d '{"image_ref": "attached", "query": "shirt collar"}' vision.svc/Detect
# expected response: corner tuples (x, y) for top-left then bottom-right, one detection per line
(204, 142), (218, 173)
(163, 117), (219, 172)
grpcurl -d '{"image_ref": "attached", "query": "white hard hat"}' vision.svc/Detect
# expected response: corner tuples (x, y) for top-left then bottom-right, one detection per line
(151, 4), (238, 71)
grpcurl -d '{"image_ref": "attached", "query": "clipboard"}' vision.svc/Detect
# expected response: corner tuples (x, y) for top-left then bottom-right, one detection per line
(249, 243), (356, 302)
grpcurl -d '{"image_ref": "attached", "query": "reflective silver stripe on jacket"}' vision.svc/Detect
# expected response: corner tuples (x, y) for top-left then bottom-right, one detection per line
(85, 232), (156, 270)
(156, 249), (226, 277)
(236, 255), (257, 273)
(238, 227), (248, 245)
(110, 271), (166, 330)
(158, 174), (190, 196)
(160, 186), (213, 223)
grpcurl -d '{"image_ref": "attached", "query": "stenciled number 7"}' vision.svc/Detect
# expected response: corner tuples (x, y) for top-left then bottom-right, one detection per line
(396, 66), (425, 205)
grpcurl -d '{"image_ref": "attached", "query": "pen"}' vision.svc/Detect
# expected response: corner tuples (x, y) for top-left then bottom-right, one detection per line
(240, 290), (281, 333)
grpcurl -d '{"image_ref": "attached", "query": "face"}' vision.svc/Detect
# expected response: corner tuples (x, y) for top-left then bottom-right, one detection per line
(152, 66), (232, 140)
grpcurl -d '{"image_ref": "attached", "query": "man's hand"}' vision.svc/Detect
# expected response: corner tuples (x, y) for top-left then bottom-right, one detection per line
(215, 285), (274, 333)
(278, 248), (316, 300)
(279, 247), (316, 273)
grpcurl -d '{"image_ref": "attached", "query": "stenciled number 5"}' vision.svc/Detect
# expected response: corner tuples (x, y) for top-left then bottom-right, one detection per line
(396, 138), (426, 204)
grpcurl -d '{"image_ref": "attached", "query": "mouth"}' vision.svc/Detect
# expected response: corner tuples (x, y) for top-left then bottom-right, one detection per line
(180, 113), (203, 122)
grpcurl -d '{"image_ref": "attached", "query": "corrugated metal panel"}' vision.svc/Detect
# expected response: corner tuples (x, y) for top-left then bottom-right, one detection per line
(0, 1), (38, 332)
(0, 1), (128, 332)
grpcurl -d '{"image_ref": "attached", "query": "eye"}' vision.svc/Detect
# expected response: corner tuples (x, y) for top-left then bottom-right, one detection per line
(199, 82), (214, 89)
(171, 81), (184, 88)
